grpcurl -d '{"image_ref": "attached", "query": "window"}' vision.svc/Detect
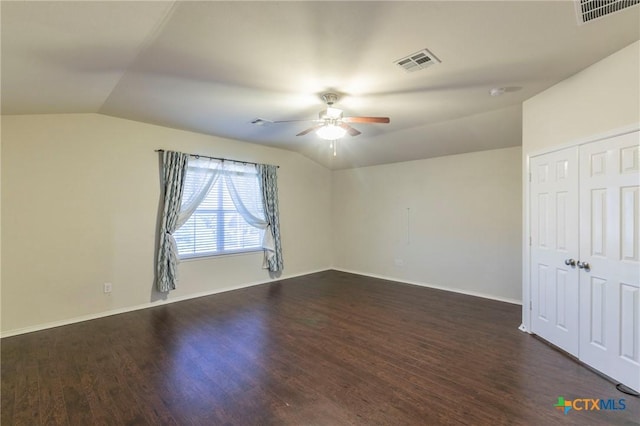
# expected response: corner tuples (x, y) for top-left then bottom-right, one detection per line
(174, 162), (265, 258)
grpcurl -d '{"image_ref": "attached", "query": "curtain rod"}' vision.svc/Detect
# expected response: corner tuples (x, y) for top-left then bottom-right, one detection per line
(155, 149), (279, 168)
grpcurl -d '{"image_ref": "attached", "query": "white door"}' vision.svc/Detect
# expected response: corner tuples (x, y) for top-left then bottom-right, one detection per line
(530, 147), (580, 356)
(578, 132), (640, 392)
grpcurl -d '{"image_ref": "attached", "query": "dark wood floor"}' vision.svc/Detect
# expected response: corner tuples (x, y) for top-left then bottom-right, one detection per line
(2, 270), (638, 425)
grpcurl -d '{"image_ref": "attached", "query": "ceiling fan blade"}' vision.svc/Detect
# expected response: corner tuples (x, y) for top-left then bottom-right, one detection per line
(343, 116), (390, 124)
(339, 123), (361, 136)
(296, 124), (325, 136)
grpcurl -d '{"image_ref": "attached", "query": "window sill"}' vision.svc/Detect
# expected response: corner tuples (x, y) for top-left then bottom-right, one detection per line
(178, 248), (264, 262)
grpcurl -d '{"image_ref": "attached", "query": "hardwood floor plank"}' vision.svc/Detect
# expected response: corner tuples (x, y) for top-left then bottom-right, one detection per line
(37, 359), (69, 426)
(2, 271), (638, 425)
(1, 358), (18, 424)
(12, 360), (41, 426)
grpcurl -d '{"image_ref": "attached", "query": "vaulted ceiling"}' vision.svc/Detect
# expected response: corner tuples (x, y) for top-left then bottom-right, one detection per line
(2, 1), (639, 169)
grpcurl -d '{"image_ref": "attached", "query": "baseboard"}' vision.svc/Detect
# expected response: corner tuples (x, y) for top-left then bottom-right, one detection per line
(0, 268), (331, 338)
(1, 267), (521, 338)
(332, 268), (523, 306)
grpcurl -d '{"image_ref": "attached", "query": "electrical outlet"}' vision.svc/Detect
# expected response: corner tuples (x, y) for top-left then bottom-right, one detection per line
(103, 282), (112, 294)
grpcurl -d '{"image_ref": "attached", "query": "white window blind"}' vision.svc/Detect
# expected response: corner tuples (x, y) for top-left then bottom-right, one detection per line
(174, 163), (265, 258)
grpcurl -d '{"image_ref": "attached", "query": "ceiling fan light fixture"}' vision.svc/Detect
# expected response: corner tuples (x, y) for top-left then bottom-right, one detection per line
(316, 124), (347, 140)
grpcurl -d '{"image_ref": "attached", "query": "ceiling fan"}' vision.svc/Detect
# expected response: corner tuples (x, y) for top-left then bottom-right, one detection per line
(269, 93), (390, 140)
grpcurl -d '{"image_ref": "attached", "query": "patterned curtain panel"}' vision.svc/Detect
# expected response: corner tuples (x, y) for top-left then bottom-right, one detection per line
(257, 164), (284, 272)
(157, 151), (189, 292)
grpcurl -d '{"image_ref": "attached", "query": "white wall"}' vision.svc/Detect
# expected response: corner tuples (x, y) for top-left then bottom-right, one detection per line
(332, 146), (522, 303)
(523, 40), (639, 156)
(521, 40), (640, 329)
(1, 113), (332, 334)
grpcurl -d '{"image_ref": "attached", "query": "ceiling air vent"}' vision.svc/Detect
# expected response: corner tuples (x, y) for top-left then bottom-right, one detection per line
(394, 48), (441, 73)
(576, 0), (639, 24)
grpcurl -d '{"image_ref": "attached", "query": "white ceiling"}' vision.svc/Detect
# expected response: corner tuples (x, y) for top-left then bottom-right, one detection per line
(2, 1), (639, 169)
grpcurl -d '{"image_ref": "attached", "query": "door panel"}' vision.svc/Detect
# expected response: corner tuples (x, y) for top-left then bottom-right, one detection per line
(579, 131), (640, 392)
(621, 186), (638, 262)
(588, 275), (607, 349)
(530, 148), (580, 356)
(590, 188), (607, 256)
(556, 269), (568, 330)
(620, 283), (638, 364)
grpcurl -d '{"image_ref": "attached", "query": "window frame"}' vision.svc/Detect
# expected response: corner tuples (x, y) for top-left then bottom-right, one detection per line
(174, 165), (265, 260)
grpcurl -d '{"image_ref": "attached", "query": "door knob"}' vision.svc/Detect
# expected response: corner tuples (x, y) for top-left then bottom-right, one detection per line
(577, 261), (590, 270)
(564, 258), (576, 267)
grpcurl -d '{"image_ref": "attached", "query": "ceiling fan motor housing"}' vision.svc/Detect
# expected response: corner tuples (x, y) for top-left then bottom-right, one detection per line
(321, 93), (339, 106)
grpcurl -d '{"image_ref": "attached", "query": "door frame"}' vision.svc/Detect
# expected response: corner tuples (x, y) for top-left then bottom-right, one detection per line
(521, 123), (640, 333)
